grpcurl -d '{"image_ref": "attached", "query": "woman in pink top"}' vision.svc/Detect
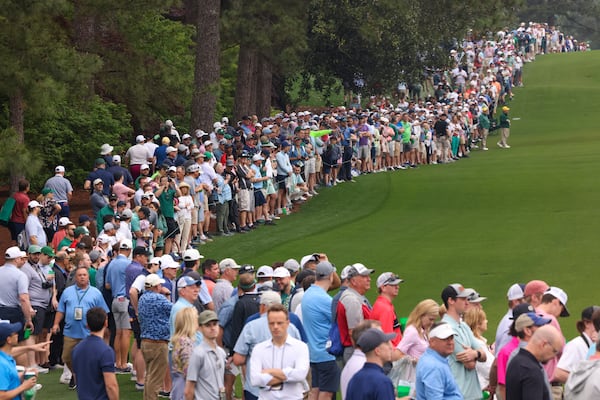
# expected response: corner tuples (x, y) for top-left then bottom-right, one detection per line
(397, 299), (440, 360)
(112, 172), (135, 207)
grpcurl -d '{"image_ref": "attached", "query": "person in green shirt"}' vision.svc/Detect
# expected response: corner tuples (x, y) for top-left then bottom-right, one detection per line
(154, 175), (181, 256)
(498, 106), (511, 148)
(57, 223), (75, 251)
(478, 106), (491, 151)
(401, 113), (415, 167)
(96, 194), (117, 232)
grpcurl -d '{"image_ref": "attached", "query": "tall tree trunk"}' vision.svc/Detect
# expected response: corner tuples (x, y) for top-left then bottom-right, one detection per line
(255, 57), (272, 118)
(233, 45), (258, 121)
(190, 0), (220, 132)
(73, 0), (96, 94)
(9, 89), (25, 193)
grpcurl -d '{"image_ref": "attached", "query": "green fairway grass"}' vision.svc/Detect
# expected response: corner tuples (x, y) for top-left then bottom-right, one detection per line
(38, 51), (600, 398)
(203, 51), (600, 341)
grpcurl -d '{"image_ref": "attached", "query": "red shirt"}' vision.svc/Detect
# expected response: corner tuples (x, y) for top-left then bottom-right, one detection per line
(337, 295), (372, 347)
(11, 191), (30, 223)
(370, 295), (402, 346)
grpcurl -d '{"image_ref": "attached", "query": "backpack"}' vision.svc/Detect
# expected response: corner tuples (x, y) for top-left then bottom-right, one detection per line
(326, 301), (344, 356)
(0, 197), (16, 227)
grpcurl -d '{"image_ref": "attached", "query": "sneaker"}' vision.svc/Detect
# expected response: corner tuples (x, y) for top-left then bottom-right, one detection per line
(34, 365), (49, 374)
(482, 147), (488, 151)
(497, 142), (504, 148)
(158, 391), (171, 398)
(68, 376), (77, 390)
(504, 144), (511, 148)
(311, 190), (319, 195)
(135, 383), (145, 391)
(264, 220), (276, 226)
(116, 366), (132, 374)
(59, 375), (71, 385)
(271, 214), (281, 220)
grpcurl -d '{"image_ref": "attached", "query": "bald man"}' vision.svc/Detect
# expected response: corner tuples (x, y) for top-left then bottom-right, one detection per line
(505, 325), (564, 400)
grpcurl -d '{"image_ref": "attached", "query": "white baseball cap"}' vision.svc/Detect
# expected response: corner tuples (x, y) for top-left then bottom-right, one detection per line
(273, 267), (290, 278)
(507, 283), (525, 301)
(145, 273), (165, 287)
(136, 135), (146, 143)
(28, 200), (41, 209)
(257, 266), (273, 278)
(55, 165), (65, 173)
(5, 246), (26, 259)
(119, 239), (133, 250)
(545, 287), (570, 317)
(429, 323), (456, 339)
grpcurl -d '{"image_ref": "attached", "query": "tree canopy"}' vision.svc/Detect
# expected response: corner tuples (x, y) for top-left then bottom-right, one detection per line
(1, 0), (575, 190)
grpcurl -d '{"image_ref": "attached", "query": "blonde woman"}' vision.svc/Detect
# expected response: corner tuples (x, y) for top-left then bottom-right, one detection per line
(397, 299), (440, 360)
(464, 308), (495, 393)
(170, 307), (199, 400)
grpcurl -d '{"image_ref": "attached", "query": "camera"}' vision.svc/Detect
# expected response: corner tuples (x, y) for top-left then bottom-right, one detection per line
(42, 281), (53, 289)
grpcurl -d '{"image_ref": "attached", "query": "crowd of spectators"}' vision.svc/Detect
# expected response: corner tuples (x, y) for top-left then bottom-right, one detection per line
(0, 21), (595, 400)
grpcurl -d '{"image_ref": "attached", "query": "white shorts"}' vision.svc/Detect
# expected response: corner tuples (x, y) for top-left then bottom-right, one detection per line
(305, 157), (316, 174)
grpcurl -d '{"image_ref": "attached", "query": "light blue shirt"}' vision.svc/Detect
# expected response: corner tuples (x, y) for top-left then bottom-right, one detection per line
(301, 284), (335, 363)
(233, 314), (300, 397)
(58, 284), (109, 339)
(276, 151), (292, 176)
(105, 254), (129, 297)
(169, 297), (203, 343)
(415, 348), (463, 400)
(442, 314), (482, 399)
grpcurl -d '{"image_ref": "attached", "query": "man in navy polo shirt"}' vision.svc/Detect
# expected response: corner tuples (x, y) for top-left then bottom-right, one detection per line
(346, 328), (396, 400)
(72, 307), (118, 400)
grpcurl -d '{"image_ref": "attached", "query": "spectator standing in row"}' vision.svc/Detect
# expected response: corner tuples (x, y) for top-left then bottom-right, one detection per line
(43, 165), (73, 218)
(371, 272), (404, 347)
(51, 266), (109, 389)
(0, 247), (34, 346)
(301, 261), (339, 400)
(505, 325), (563, 400)
(249, 304), (309, 400)
(126, 135), (154, 180)
(72, 307), (119, 400)
(138, 273), (172, 400)
(8, 179), (31, 244)
(346, 328), (397, 400)
(415, 322), (463, 399)
(185, 310), (226, 400)
(25, 200), (46, 247)
(441, 283), (486, 400)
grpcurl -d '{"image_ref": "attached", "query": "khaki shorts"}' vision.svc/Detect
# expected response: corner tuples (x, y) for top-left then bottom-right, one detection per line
(394, 142), (402, 157)
(191, 207), (199, 224)
(238, 189), (252, 211)
(315, 156), (322, 173)
(62, 336), (82, 369)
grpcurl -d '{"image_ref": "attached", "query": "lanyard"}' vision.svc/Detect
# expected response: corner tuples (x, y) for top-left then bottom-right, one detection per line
(76, 287), (89, 304)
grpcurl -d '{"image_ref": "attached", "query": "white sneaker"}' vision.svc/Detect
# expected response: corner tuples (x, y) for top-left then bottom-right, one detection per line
(60, 371), (72, 384)
(34, 365), (49, 374)
(504, 144), (511, 148)
(482, 147), (489, 151)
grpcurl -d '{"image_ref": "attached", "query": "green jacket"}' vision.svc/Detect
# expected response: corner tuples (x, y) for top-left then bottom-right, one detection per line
(499, 112), (510, 128)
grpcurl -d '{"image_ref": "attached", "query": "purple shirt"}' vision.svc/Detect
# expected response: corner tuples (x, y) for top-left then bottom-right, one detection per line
(125, 261), (144, 298)
(358, 124), (370, 146)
